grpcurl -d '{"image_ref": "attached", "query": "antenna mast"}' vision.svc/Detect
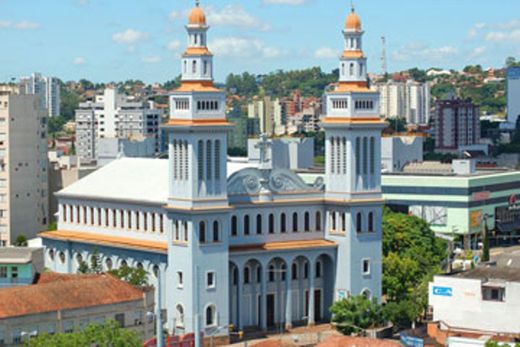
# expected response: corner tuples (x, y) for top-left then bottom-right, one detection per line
(381, 36), (387, 76)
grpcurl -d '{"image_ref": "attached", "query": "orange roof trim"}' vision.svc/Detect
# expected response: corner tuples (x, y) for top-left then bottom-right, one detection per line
(40, 230), (167, 253)
(322, 117), (385, 124)
(342, 50), (364, 59)
(334, 81), (371, 92)
(183, 47), (212, 56)
(167, 118), (232, 127)
(230, 239), (337, 253)
(175, 81), (221, 92)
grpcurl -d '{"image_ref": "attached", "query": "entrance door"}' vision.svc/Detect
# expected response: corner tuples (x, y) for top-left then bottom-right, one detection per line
(267, 294), (275, 327)
(314, 289), (322, 322)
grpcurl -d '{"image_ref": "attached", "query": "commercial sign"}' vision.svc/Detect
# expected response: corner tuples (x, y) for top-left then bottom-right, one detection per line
(472, 191), (490, 202)
(432, 286), (453, 297)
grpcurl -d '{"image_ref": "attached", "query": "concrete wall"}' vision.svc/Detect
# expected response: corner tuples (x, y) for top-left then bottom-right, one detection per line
(381, 136), (423, 173)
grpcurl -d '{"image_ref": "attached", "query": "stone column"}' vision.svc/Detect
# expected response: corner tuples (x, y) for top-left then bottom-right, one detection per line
(236, 266), (243, 330)
(285, 264), (293, 330)
(260, 265), (267, 330)
(307, 260), (315, 326)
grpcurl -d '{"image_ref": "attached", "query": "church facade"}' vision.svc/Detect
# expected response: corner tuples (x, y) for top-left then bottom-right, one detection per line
(41, 4), (384, 337)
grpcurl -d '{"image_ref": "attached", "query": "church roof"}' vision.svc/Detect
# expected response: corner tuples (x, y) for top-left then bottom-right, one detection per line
(58, 158), (257, 204)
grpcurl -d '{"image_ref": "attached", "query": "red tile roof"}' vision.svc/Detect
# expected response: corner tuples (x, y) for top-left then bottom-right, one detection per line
(0, 273), (148, 319)
(317, 336), (401, 347)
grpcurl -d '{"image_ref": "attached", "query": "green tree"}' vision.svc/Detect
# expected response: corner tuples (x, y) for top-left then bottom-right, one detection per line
(330, 295), (385, 335)
(25, 319), (142, 347)
(77, 261), (90, 274)
(48, 116), (67, 137)
(505, 56), (520, 68)
(60, 87), (80, 121)
(89, 250), (103, 274)
(14, 235), (28, 247)
(109, 266), (149, 287)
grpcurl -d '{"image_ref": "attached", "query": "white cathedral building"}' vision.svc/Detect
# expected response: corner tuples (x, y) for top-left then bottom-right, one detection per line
(41, 3), (384, 339)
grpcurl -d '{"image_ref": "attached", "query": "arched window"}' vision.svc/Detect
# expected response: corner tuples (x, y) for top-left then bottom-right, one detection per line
(355, 137), (361, 176)
(198, 140), (204, 180)
(281, 264), (287, 281)
(59, 251), (66, 264)
(303, 262), (309, 279)
(330, 137), (335, 174)
(280, 213), (286, 233)
(341, 213), (346, 232)
(231, 216), (238, 236)
(206, 140), (212, 179)
(349, 63), (354, 76)
(176, 305), (185, 327)
(199, 221), (206, 243)
(192, 60), (197, 74)
(268, 214), (275, 234)
(292, 212), (298, 232)
(244, 215), (250, 235)
(356, 212), (363, 233)
(268, 265), (275, 282)
(342, 137), (347, 174)
(361, 289), (372, 300)
(214, 140), (221, 180)
(256, 266), (261, 283)
(304, 212), (310, 232)
(244, 267), (250, 284)
(194, 34), (198, 45)
(256, 214), (262, 235)
(316, 261), (322, 278)
(184, 60), (187, 73)
(292, 263), (298, 280)
(341, 63), (345, 76)
(232, 267), (238, 285)
(205, 305), (216, 327)
(368, 212), (374, 232)
(359, 63), (364, 76)
(121, 260), (128, 268)
(105, 258), (113, 271)
(127, 210), (132, 229)
(184, 221), (188, 241)
(316, 211), (322, 231)
(370, 137), (375, 175)
(331, 212), (337, 231)
(363, 137), (368, 175)
(203, 61), (208, 75)
(213, 221), (219, 242)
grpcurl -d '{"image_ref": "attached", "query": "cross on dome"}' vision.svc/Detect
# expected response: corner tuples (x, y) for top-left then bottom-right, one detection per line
(255, 134), (272, 169)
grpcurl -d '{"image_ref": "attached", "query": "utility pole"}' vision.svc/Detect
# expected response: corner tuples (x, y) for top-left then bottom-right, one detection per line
(381, 36), (387, 76)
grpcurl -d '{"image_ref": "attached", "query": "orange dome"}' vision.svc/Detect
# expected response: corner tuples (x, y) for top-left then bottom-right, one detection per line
(345, 8), (361, 30)
(188, 5), (206, 25)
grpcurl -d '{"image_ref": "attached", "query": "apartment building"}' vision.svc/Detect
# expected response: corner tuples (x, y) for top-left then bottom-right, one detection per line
(375, 80), (430, 125)
(0, 87), (48, 246)
(75, 88), (161, 163)
(19, 73), (61, 118)
(248, 96), (286, 136)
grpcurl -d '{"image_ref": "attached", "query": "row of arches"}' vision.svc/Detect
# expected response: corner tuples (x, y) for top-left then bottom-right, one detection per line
(183, 59), (211, 76)
(61, 204), (165, 234)
(172, 140), (189, 181)
(341, 61), (364, 78)
(329, 210), (376, 233)
(196, 100), (219, 111)
(355, 100), (374, 110)
(330, 137), (347, 175)
(230, 211), (322, 237)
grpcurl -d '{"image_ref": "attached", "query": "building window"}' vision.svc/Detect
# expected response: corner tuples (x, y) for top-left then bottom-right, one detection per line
(316, 261), (322, 278)
(192, 60), (197, 74)
(341, 213), (346, 232)
(184, 221), (188, 241)
(105, 209), (109, 227)
(206, 140), (212, 179)
(0, 266), (6, 278)
(256, 266), (261, 283)
(199, 221), (206, 243)
(304, 212), (310, 232)
(281, 213), (286, 233)
(213, 221), (219, 242)
(281, 264), (287, 281)
(268, 214), (275, 234)
(136, 212), (140, 231)
(316, 211), (322, 231)
(355, 137), (361, 176)
(244, 267), (250, 284)
(205, 305), (216, 327)
(207, 271), (216, 289)
(105, 258), (113, 271)
(368, 212), (374, 232)
(214, 140), (221, 180)
(58, 252), (65, 265)
(198, 140), (204, 180)
(370, 137), (375, 175)
(482, 286), (505, 302)
(363, 137), (368, 175)
(231, 216), (238, 236)
(292, 263), (298, 280)
(232, 268), (238, 285)
(127, 210), (132, 229)
(268, 265), (275, 282)
(331, 212), (337, 231)
(303, 262), (309, 279)
(244, 215), (250, 235)
(292, 212), (298, 232)
(330, 137), (335, 174)
(176, 305), (185, 327)
(177, 271), (183, 288)
(256, 214), (262, 235)
(362, 259), (371, 276)
(356, 213), (362, 233)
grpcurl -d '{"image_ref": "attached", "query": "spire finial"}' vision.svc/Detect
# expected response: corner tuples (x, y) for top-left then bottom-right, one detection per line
(351, 0), (355, 12)
(195, 0), (200, 7)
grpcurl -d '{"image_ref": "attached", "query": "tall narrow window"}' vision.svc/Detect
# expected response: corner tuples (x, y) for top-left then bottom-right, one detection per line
(268, 265), (275, 282)
(127, 210), (132, 229)
(331, 212), (337, 231)
(120, 210), (124, 228)
(368, 212), (374, 232)
(192, 60), (197, 74)
(316, 211), (322, 231)
(143, 213), (148, 232)
(82, 207), (87, 224)
(342, 138), (347, 174)
(183, 221), (188, 241)
(214, 140), (221, 180)
(292, 212), (298, 232)
(183, 141), (189, 180)
(136, 212), (140, 231)
(244, 267), (250, 284)
(356, 213), (362, 233)
(370, 137), (375, 175)
(213, 221), (219, 242)
(304, 212), (310, 232)
(359, 63), (364, 77)
(173, 140), (178, 180)
(256, 214), (262, 235)
(363, 137), (368, 175)
(206, 140), (212, 180)
(231, 216), (238, 236)
(281, 213), (286, 233)
(91, 208), (95, 225)
(105, 209), (109, 227)
(341, 213), (346, 232)
(292, 263), (298, 280)
(244, 215), (250, 235)
(355, 137), (361, 176)
(198, 140), (204, 180)
(113, 209), (117, 228)
(350, 63), (354, 76)
(203, 61), (208, 75)
(269, 214), (275, 234)
(336, 137), (341, 174)
(199, 221), (206, 243)
(330, 137), (335, 174)
(160, 214), (164, 234)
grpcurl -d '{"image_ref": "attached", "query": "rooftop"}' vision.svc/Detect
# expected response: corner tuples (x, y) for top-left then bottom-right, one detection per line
(0, 273), (149, 319)
(386, 161), (514, 177)
(453, 266), (520, 283)
(0, 247), (42, 265)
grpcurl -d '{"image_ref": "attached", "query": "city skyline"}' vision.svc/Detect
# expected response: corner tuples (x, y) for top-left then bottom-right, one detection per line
(0, 0), (519, 83)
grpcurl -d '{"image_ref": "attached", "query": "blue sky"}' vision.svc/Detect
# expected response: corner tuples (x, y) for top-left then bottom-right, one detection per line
(1, 0), (519, 83)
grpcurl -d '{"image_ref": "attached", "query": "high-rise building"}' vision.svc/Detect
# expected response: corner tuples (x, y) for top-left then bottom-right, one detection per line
(19, 73), (61, 118)
(375, 80), (430, 125)
(75, 88), (161, 163)
(248, 97), (285, 136)
(507, 67), (520, 128)
(434, 98), (481, 153)
(0, 87), (48, 246)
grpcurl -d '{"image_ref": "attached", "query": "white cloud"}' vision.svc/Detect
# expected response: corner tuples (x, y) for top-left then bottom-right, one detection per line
(112, 29), (149, 45)
(0, 20), (40, 30)
(78, 0), (89, 5)
(169, 10), (185, 22)
(467, 46), (487, 60)
(208, 5), (271, 31)
(142, 56), (162, 64)
(485, 30), (520, 43)
(73, 57), (86, 65)
(210, 37), (283, 59)
(314, 47), (338, 59)
(263, 0), (308, 5)
(167, 40), (181, 51)
(392, 44), (459, 63)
